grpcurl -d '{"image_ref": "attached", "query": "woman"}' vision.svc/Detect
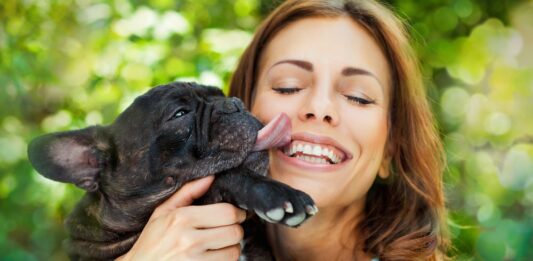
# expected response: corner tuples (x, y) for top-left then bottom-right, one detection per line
(120, 0), (449, 260)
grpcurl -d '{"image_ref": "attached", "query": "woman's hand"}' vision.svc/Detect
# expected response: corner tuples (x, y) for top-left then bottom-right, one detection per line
(117, 176), (247, 261)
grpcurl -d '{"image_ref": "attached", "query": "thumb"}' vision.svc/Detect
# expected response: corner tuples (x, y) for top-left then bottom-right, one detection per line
(152, 175), (215, 218)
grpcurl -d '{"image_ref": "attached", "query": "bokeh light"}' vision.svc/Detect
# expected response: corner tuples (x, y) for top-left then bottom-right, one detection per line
(1, 0), (532, 260)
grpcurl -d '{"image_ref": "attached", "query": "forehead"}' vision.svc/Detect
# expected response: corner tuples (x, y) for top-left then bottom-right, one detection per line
(259, 16), (391, 89)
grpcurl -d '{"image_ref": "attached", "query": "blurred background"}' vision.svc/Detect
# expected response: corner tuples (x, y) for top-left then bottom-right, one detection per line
(1, 0), (532, 260)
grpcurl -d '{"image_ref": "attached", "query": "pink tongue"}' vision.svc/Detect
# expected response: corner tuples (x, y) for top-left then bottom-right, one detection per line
(252, 113), (292, 151)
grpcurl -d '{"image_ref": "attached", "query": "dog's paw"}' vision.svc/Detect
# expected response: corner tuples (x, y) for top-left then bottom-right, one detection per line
(242, 181), (317, 227)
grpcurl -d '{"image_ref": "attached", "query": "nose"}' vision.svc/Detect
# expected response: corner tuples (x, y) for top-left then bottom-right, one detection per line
(213, 97), (244, 114)
(298, 92), (339, 126)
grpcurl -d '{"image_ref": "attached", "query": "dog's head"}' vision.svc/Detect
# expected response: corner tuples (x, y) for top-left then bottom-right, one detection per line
(28, 82), (269, 204)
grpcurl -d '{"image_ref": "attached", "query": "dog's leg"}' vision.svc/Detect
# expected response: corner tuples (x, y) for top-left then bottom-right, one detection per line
(198, 170), (317, 228)
(197, 170), (317, 260)
(239, 216), (275, 261)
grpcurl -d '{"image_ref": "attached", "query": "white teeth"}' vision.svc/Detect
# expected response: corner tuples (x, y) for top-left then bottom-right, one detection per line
(303, 144), (312, 155)
(326, 149), (333, 161)
(284, 142), (344, 164)
(297, 144), (303, 154)
(331, 154), (339, 164)
(294, 154), (329, 164)
(312, 145), (322, 156)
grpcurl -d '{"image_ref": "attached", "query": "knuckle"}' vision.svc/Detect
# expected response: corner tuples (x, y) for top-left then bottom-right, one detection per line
(229, 225), (244, 241)
(171, 209), (191, 227)
(179, 232), (203, 251)
(150, 208), (161, 218)
(226, 244), (241, 260)
(184, 237), (202, 251)
(221, 204), (242, 222)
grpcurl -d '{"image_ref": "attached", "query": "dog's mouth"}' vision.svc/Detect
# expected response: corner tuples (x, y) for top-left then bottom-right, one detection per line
(252, 113), (291, 151)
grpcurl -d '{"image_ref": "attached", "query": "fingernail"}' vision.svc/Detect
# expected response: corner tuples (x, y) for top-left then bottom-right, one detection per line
(240, 210), (247, 222)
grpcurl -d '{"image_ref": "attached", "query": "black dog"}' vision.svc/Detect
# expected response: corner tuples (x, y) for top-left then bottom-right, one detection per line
(27, 82), (317, 260)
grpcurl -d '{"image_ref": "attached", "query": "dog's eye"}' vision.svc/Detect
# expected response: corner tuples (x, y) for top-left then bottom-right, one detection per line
(170, 109), (189, 120)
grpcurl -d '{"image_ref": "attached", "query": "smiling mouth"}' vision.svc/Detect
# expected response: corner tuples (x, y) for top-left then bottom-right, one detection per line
(281, 140), (348, 165)
(253, 116), (351, 165)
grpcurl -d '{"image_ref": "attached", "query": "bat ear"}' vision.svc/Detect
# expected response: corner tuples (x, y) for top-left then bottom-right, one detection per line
(27, 126), (113, 192)
(193, 83), (225, 97)
(204, 86), (225, 97)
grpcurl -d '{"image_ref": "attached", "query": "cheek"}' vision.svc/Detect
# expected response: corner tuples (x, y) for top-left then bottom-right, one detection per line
(328, 110), (388, 207)
(345, 109), (388, 177)
(347, 108), (388, 152)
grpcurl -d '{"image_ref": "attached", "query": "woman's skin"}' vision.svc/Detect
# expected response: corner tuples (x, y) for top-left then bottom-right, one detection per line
(121, 16), (391, 261)
(252, 17), (391, 261)
(118, 176), (247, 260)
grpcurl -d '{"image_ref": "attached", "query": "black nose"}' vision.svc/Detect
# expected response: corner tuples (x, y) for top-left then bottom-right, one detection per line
(215, 97), (244, 114)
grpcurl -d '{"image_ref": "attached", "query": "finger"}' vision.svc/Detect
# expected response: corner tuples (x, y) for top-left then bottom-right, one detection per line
(153, 176), (215, 218)
(194, 224), (244, 251)
(177, 203), (246, 228)
(203, 244), (241, 261)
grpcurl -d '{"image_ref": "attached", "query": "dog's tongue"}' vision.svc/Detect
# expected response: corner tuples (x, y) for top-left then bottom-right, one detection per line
(252, 113), (291, 151)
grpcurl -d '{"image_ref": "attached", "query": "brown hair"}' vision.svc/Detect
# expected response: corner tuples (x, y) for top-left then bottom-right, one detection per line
(229, 0), (449, 260)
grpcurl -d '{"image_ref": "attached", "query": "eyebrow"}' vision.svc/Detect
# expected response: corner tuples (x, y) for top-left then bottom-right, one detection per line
(270, 59), (384, 89)
(272, 59), (313, 71)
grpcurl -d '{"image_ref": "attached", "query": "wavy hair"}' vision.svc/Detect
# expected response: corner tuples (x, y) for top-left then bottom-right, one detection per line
(229, 0), (449, 260)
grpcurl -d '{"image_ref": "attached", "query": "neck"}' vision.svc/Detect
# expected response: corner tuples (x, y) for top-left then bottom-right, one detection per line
(267, 199), (372, 261)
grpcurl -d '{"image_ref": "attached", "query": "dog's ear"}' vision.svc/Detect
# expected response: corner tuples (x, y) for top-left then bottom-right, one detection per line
(196, 85), (225, 98)
(205, 86), (224, 97)
(27, 126), (112, 192)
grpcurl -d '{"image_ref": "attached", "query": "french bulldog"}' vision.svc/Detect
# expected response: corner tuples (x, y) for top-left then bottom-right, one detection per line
(27, 82), (317, 260)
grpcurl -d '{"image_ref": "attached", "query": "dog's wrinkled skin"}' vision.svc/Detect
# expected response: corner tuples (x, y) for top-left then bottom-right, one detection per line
(27, 82), (316, 260)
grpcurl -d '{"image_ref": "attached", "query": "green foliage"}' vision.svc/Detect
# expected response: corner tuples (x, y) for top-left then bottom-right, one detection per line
(1, 0), (532, 260)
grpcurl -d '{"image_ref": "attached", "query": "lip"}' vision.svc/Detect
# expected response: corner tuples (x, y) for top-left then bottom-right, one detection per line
(274, 132), (354, 171)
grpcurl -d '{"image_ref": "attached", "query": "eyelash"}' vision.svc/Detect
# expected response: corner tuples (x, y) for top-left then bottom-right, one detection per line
(344, 95), (375, 105)
(273, 87), (375, 105)
(272, 87), (301, 95)
(272, 88), (376, 105)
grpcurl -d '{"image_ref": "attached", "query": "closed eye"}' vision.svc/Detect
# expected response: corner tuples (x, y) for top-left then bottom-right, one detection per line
(272, 87), (302, 95)
(344, 95), (375, 105)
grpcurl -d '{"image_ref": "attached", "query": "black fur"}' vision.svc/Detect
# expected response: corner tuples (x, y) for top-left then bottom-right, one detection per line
(27, 82), (315, 260)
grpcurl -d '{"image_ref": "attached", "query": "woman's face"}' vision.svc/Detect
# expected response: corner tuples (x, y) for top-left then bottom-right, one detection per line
(251, 17), (391, 209)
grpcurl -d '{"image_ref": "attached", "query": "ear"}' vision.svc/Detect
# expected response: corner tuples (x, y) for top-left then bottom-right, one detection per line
(27, 126), (112, 192)
(378, 158), (391, 179)
(204, 86), (225, 97)
(378, 141), (394, 179)
(194, 83), (225, 98)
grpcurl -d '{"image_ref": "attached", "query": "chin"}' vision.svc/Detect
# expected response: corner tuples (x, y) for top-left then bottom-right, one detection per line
(274, 173), (335, 208)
